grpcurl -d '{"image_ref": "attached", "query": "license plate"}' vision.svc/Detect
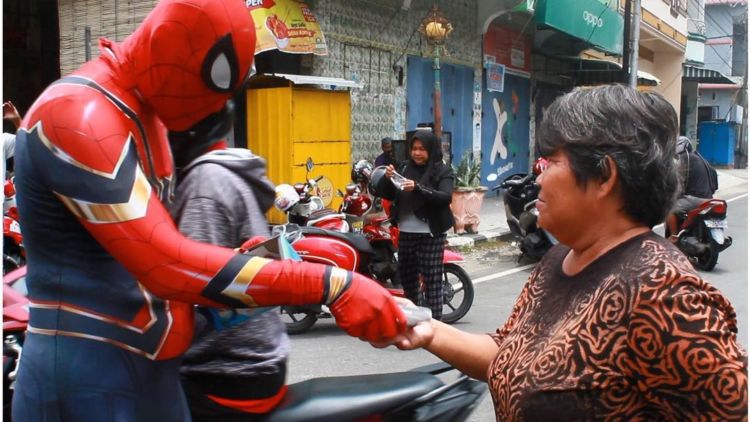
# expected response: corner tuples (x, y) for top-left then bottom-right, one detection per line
(352, 221), (363, 232)
(704, 219), (728, 229)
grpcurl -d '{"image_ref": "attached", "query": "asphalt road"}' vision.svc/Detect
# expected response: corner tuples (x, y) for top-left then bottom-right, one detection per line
(285, 191), (748, 422)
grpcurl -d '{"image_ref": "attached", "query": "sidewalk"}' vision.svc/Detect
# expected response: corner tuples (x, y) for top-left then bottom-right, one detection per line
(446, 168), (748, 249)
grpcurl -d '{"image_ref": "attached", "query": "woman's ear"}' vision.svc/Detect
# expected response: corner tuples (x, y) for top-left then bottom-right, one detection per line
(598, 155), (619, 198)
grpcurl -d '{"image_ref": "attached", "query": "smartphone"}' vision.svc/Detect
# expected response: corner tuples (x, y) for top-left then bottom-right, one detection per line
(390, 171), (407, 190)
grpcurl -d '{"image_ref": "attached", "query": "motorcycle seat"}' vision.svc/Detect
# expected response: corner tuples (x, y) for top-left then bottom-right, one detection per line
(261, 371), (443, 421)
(297, 226), (375, 255)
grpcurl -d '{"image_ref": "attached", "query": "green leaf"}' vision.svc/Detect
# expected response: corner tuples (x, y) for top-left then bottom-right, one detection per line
(452, 152), (481, 188)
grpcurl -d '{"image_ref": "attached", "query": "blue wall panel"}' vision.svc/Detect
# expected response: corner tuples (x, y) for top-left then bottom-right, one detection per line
(698, 121), (736, 167)
(406, 56), (473, 166)
(481, 72), (530, 183)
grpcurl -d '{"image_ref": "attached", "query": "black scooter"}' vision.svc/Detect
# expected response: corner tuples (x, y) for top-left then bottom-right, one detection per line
(488, 168), (556, 261)
(261, 362), (486, 421)
(666, 198), (732, 271)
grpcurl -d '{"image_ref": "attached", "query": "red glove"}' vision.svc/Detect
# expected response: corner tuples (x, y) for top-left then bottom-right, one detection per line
(329, 272), (407, 342)
(236, 236), (269, 253)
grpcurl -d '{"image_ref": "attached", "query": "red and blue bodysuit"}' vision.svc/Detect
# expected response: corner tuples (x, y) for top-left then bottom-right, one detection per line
(11, 1), (405, 420)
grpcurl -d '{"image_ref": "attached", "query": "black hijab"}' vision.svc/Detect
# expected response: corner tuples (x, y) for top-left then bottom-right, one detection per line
(402, 130), (443, 185)
(398, 130), (444, 217)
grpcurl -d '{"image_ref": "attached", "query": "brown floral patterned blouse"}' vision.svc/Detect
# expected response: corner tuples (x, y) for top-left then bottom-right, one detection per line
(487, 232), (747, 421)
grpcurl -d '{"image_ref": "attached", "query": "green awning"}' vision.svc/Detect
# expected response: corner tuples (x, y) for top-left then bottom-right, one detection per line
(535, 0), (624, 55)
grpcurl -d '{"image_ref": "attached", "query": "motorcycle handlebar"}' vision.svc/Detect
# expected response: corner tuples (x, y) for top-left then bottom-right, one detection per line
(498, 174), (534, 190)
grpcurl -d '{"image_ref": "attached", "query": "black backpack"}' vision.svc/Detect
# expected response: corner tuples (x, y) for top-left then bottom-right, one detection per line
(676, 138), (718, 195)
(702, 154), (719, 194)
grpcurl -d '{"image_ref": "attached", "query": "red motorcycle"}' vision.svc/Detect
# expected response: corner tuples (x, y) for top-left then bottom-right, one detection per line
(278, 161), (474, 334)
(1, 263), (485, 421)
(3, 266), (28, 420)
(665, 199), (732, 271)
(4, 178), (25, 274)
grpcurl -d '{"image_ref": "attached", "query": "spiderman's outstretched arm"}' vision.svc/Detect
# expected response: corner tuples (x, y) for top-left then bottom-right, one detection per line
(22, 97), (405, 342)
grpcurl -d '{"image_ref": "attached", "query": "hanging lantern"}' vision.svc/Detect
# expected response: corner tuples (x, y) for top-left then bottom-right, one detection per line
(419, 3), (453, 46)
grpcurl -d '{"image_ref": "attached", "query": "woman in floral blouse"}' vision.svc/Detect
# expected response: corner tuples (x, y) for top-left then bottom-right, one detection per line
(382, 84), (747, 421)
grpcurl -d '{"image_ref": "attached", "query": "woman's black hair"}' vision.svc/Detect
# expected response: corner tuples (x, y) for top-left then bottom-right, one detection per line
(536, 84), (679, 227)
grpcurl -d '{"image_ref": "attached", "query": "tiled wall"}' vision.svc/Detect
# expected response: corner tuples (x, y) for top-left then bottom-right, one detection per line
(310, 0), (481, 160)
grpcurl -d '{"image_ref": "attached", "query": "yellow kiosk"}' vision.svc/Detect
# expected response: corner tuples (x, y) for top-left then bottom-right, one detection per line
(246, 73), (361, 224)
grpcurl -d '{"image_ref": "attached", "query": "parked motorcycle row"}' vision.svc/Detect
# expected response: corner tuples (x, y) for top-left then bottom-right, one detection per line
(273, 158), (474, 334)
(489, 157), (732, 270)
(1, 157), (484, 421)
(2, 264), (485, 421)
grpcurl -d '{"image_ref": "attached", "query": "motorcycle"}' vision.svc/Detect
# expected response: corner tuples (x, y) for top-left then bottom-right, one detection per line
(277, 162), (474, 334)
(3, 266), (28, 421)
(259, 361), (486, 421)
(488, 158), (556, 261)
(666, 199), (732, 271)
(2, 265), (486, 421)
(4, 177), (25, 274)
(275, 158), (349, 233)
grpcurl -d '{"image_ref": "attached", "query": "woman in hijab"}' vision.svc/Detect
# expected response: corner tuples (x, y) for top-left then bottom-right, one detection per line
(381, 130), (454, 320)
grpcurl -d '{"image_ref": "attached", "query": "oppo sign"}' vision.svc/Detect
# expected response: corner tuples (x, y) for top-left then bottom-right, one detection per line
(583, 10), (604, 28)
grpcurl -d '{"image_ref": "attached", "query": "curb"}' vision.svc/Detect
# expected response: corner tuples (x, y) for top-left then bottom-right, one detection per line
(447, 228), (514, 249)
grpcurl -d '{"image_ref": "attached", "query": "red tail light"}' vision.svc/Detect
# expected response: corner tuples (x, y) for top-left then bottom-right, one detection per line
(707, 200), (727, 215)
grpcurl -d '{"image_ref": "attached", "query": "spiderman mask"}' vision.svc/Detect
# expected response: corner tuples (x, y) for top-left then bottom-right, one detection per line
(121, 0), (256, 133)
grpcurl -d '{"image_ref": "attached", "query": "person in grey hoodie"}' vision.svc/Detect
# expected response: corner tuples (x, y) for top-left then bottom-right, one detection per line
(170, 139), (290, 421)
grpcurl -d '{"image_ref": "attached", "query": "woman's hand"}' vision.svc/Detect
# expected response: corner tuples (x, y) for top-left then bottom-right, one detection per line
(392, 320), (435, 350)
(401, 179), (416, 192)
(369, 320), (434, 349)
(369, 297), (435, 349)
(385, 165), (394, 179)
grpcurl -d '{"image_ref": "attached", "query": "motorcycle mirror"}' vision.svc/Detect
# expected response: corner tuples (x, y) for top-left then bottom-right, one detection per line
(305, 157), (314, 173)
(486, 173), (498, 182)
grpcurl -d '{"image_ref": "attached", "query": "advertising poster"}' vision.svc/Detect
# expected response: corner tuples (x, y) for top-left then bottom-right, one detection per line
(486, 63), (505, 93)
(247, 0), (328, 55)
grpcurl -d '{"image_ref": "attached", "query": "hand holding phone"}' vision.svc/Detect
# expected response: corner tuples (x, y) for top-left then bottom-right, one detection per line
(390, 171), (408, 190)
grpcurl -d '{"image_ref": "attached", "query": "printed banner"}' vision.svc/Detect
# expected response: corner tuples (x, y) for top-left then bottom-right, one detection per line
(486, 63), (505, 93)
(247, 0), (328, 55)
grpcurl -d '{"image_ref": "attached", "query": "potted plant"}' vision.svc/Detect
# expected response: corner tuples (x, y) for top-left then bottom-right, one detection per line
(450, 152), (487, 234)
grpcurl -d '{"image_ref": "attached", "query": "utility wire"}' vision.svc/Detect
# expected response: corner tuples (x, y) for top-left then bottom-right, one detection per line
(391, 5), (435, 68)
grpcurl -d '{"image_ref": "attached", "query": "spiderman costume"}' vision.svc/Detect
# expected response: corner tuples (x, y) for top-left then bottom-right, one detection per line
(11, 1), (405, 420)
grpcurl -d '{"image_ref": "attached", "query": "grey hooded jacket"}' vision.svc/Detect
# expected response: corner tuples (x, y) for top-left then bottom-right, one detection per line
(171, 148), (290, 393)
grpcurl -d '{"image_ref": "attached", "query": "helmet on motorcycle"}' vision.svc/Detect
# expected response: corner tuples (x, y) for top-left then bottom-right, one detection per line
(351, 160), (373, 183)
(274, 184), (300, 212)
(676, 136), (693, 154)
(532, 157), (548, 176)
(367, 166), (389, 197)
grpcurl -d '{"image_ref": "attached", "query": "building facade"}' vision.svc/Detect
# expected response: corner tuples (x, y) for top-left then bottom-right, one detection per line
(682, 0), (747, 167)
(15, 1), (734, 176)
(308, 0), (482, 163)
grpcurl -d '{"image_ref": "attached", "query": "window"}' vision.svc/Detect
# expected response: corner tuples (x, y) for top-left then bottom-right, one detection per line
(698, 105), (719, 122)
